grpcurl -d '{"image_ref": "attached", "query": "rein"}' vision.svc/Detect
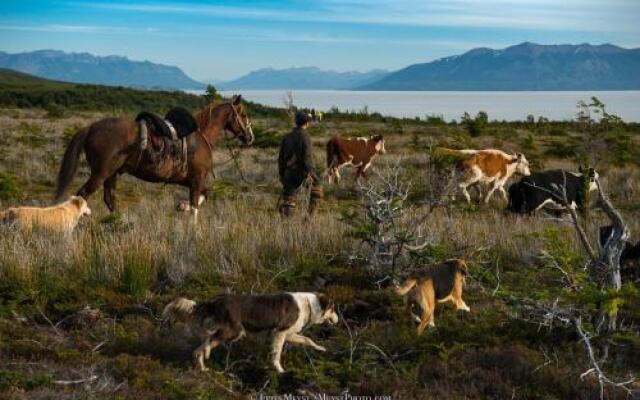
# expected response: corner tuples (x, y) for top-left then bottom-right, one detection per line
(198, 126), (217, 179)
(197, 102), (250, 183)
(223, 136), (249, 184)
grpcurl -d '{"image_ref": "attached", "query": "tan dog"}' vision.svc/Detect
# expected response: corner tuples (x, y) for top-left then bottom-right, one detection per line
(395, 259), (470, 335)
(1, 196), (91, 233)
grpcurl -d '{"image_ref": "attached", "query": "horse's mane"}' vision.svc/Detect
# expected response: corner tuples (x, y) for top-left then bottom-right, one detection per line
(197, 101), (228, 130)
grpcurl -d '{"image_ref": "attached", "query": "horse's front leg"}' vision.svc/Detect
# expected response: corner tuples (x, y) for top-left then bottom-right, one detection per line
(103, 174), (118, 213)
(189, 177), (206, 224)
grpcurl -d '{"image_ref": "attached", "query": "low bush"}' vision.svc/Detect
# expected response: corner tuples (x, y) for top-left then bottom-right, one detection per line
(0, 171), (21, 200)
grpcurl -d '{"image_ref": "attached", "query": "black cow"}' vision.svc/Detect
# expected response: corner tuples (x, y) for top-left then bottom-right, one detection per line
(599, 225), (640, 265)
(508, 168), (598, 214)
(599, 225), (640, 282)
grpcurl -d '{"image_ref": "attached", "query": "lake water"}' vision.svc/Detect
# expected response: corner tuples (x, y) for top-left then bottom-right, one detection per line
(219, 90), (640, 122)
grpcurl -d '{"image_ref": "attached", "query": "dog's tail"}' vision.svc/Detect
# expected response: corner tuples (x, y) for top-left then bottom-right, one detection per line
(162, 297), (197, 324)
(395, 278), (418, 296)
(437, 147), (477, 155)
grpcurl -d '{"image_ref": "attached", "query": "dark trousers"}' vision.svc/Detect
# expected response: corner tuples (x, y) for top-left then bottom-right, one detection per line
(280, 169), (322, 216)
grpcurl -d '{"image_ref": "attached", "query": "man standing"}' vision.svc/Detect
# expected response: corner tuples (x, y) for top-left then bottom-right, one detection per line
(278, 111), (323, 217)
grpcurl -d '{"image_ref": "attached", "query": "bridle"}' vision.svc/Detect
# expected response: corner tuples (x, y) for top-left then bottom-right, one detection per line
(201, 100), (252, 142)
(228, 102), (253, 143)
(197, 101), (251, 182)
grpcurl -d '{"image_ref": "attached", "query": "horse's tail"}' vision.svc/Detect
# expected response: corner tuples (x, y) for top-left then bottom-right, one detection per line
(55, 127), (89, 202)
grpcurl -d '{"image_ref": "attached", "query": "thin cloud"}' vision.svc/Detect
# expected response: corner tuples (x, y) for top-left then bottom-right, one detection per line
(241, 32), (507, 50)
(175, 24), (509, 49)
(71, 1), (640, 32)
(0, 24), (160, 35)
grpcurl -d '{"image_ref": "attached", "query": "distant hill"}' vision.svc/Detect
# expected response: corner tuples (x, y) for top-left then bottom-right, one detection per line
(0, 50), (205, 90)
(0, 68), (65, 87)
(359, 42), (640, 91)
(0, 68), (206, 112)
(219, 67), (388, 90)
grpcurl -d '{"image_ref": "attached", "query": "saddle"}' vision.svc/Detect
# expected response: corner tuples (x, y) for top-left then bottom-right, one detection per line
(135, 107), (198, 168)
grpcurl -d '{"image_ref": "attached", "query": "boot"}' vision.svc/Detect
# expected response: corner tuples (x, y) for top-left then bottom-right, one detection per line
(308, 186), (323, 215)
(279, 197), (296, 217)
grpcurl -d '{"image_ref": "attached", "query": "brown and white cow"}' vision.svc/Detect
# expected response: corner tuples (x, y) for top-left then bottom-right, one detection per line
(444, 148), (531, 204)
(325, 135), (386, 183)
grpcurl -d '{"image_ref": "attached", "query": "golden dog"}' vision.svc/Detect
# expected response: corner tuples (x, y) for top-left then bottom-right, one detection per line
(395, 259), (470, 335)
(1, 196), (91, 233)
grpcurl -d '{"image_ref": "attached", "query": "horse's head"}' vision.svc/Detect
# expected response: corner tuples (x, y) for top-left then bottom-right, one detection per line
(225, 95), (254, 145)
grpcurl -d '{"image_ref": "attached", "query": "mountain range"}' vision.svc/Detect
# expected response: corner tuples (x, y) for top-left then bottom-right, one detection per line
(218, 66), (388, 90)
(2, 43), (639, 91)
(0, 50), (204, 90)
(359, 42), (640, 91)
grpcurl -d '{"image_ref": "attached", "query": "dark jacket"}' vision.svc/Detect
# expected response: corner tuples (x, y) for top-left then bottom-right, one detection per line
(278, 127), (315, 181)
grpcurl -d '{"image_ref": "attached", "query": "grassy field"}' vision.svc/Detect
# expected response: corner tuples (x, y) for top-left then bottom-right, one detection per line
(1, 92), (640, 399)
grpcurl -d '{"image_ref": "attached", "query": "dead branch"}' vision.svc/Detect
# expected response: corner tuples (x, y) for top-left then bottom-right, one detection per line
(512, 297), (637, 399)
(523, 174), (595, 260)
(54, 375), (98, 386)
(424, 142), (460, 211)
(576, 319), (636, 399)
(539, 250), (578, 290)
(337, 307), (367, 369)
(593, 178), (628, 291)
(364, 341), (398, 374)
(36, 306), (61, 336)
(354, 161), (425, 273)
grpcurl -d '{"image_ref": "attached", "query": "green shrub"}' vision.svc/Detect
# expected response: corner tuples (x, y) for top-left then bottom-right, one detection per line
(520, 133), (537, 152)
(45, 102), (65, 118)
(547, 126), (567, 136)
(0, 74), (207, 113)
(251, 127), (283, 148)
(0, 371), (53, 392)
(425, 114), (446, 125)
(604, 129), (638, 166)
(539, 227), (582, 273)
(0, 171), (21, 200)
(544, 140), (578, 159)
(461, 111), (488, 137)
(120, 248), (155, 300)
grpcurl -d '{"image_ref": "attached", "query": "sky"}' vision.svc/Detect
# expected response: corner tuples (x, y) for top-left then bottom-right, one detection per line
(1, 0), (639, 82)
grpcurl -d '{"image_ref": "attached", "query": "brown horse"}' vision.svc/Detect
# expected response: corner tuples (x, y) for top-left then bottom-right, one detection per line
(55, 95), (253, 223)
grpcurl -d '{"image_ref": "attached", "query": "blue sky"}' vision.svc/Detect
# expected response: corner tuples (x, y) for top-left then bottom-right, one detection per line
(1, 0), (639, 81)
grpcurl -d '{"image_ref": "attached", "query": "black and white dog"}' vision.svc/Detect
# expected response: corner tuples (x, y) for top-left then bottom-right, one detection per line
(163, 292), (339, 373)
(508, 168), (598, 215)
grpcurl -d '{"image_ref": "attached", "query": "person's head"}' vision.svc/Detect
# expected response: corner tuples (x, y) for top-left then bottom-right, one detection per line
(295, 111), (312, 129)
